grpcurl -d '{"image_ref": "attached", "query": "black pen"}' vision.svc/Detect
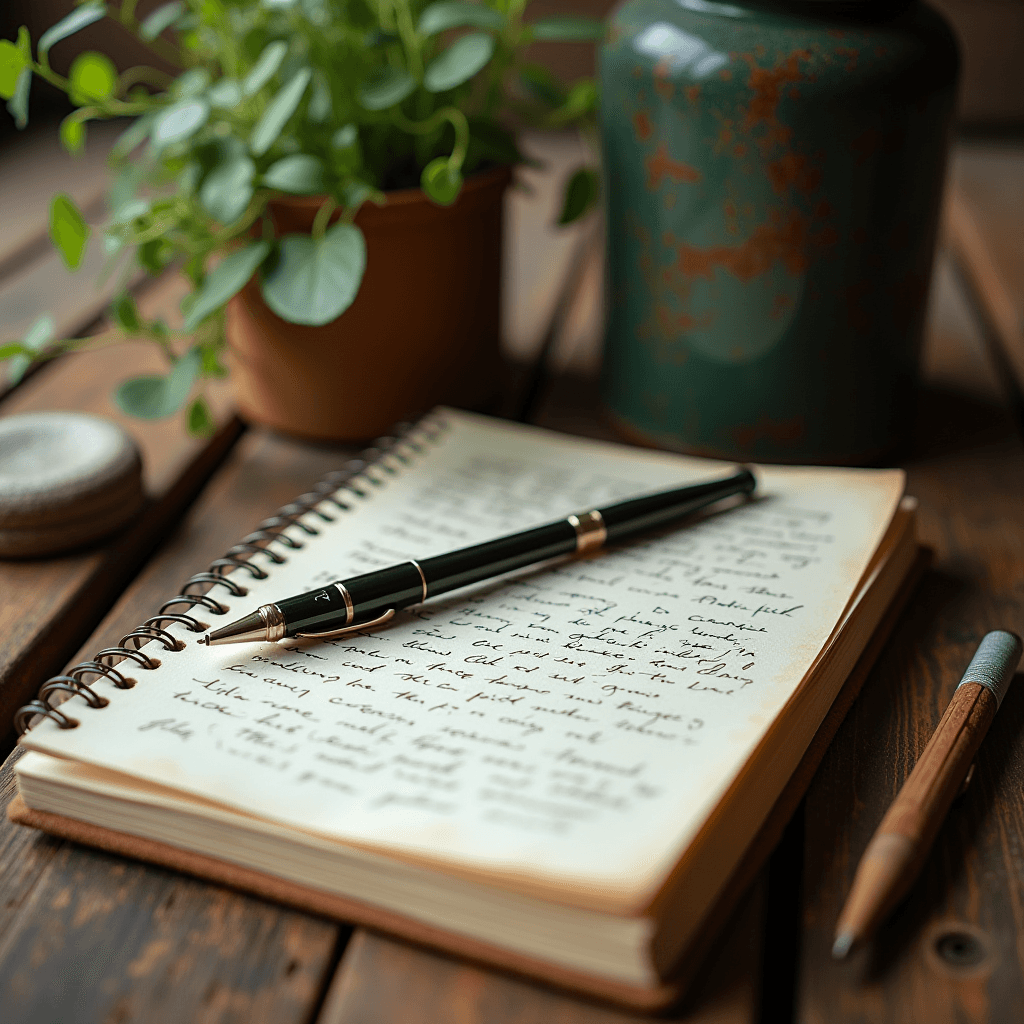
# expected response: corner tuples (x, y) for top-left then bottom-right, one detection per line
(203, 467), (757, 646)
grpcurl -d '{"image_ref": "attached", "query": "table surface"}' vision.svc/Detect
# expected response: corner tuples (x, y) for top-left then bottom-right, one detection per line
(0, 131), (1021, 1024)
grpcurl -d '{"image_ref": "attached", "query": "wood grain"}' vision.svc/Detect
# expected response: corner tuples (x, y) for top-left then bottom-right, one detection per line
(318, 888), (762, 1024)
(0, 121), (119, 283)
(797, 258), (1024, 1023)
(0, 272), (236, 751)
(946, 145), (1024, 393)
(0, 428), (363, 1024)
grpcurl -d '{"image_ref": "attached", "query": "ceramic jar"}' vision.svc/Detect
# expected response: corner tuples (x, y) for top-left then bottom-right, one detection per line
(599, 1), (959, 463)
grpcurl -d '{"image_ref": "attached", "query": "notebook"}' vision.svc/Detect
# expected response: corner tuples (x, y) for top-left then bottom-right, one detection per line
(10, 408), (919, 1008)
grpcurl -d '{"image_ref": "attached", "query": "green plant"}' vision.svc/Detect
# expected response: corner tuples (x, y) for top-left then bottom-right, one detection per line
(0, 0), (601, 432)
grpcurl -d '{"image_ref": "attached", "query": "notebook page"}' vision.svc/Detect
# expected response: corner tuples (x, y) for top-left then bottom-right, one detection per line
(22, 410), (903, 905)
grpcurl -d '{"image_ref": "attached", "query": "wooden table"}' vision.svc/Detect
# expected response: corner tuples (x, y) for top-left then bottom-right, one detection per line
(0, 134), (1021, 1023)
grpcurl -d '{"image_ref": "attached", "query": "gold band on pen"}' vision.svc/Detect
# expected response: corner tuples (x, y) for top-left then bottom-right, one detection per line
(409, 560), (428, 603)
(334, 582), (355, 626)
(257, 603), (287, 642)
(568, 510), (607, 553)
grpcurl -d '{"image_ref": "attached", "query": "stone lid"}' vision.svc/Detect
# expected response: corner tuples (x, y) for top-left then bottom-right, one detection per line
(0, 411), (144, 555)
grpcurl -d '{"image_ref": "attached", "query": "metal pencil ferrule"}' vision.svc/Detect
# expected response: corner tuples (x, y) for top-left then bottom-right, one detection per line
(568, 510), (607, 553)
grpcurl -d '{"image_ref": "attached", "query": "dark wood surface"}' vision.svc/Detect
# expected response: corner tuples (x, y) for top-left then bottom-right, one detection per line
(796, 259), (1024, 1023)
(0, 431), (359, 1024)
(0, 139), (1022, 1023)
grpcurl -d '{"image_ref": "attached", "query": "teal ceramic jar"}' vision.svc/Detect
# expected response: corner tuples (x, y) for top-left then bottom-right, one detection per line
(599, 1), (959, 463)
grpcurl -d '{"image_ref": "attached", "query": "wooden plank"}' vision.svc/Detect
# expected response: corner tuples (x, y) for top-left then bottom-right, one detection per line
(0, 271), (235, 749)
(796, 256), (1024, 1023)
(318, 887), (763, 1024)
(503, 131), (595, 367)
(946, 143), (1024, 391)
(0, 427), (358, 1024)
(0, 121), (119, 278)
(0, 122), (143, 384)
(0, 747), (342, 1024)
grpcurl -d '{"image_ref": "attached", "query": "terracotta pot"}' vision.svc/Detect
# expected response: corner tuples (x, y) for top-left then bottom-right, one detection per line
(226, 165), (512, 441)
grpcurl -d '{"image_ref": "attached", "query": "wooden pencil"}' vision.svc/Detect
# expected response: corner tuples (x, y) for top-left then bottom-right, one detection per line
(833, 630), (1022, 959)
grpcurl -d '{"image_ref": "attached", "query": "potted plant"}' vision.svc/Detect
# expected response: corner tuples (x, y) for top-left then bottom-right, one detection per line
(0, 0), (601, 439)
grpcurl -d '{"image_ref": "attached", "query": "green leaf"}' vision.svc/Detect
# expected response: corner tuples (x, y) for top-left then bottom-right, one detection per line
(7, 315), (54, 383)
(112, 112), (154, 157)
(153, 98), (209, 145)
(50, 193), (90, 269)
(199, 153), (255, 223)
(520, 63), (565, 106)
(139, 238), (174, 275)
(24, 315), (54, 350)
(111, 293), (142, 333)
(243, 40), (287, 96)
(249, 67), (310, 155)
(556, 79), (599, 121)
(263, 154), (325, 195)
(173, 67), (211, 98)
(102, 230), (124, 258)
(38, 2), (105, 58)
(108, 162), (144, 215)
(59, 113), (86, 153)
(0, 342), (31, 359)
(307, 72), (331, 123)
(421, 157), (462, 206)
(187, 396), (216, 436)
(184, 241), (270, 332)
(424, 33), (494, 93)
(115, 348), (202, 420)
(140, 1), (183, 41)
(0, 38), (28, 99)
(332, 124), (357, 150)
(208, 77), (241, 108)
(341, 180), (383, 211)
(418, 2), (502, 35)
(69, 51), (117, 105)
(113, 198), (151, 224)
(7, 66), (30, 129)
(529, 17), (605, 41)
(178, 160), (201, 197)
(200, 344), (227, 378)
(358, 67), (415, 111)
(558, 166), (600, 225)
(261, 222), (366, 326)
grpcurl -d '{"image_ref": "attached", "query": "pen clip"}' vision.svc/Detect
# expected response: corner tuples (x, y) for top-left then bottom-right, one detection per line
(294, 608), (396, 640)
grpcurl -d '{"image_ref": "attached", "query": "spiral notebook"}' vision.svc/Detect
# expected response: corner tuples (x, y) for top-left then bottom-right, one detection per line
(10, 408), (919, 1008)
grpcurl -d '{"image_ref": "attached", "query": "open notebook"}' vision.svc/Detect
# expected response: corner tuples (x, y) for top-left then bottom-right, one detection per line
(12, 408), (918, 1007)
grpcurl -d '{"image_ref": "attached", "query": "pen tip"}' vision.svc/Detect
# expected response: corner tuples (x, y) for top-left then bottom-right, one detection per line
(832, 931), (856, 960)
(199, 635), (209, 645)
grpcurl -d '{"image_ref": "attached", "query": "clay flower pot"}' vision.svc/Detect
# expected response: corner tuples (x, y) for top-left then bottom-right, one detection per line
(226, 165), (512, 441)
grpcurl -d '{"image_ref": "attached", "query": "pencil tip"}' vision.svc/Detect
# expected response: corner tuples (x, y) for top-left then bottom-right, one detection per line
(832, 931), (855, 960)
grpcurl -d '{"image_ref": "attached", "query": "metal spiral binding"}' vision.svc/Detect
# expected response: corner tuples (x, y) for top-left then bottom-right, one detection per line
(14, 416), (446, 736)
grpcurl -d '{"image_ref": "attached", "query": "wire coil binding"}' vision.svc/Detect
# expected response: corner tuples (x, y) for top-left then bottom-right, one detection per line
(14, 416), (446, 736)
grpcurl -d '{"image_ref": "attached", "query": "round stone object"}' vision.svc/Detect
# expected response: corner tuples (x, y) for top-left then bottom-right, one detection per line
(0, 411), (144, 557)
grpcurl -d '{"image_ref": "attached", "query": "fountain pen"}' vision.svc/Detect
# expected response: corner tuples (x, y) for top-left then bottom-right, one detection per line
(203, 467), (756, 646)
